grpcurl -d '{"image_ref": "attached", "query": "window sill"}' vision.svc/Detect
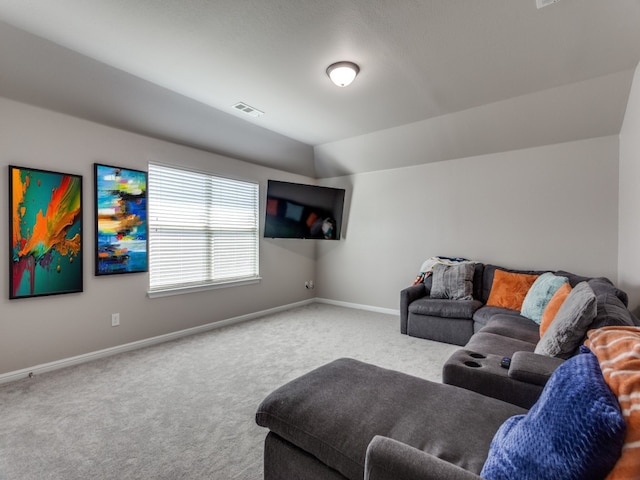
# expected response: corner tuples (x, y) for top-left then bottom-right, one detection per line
(147, 277), (261, 298)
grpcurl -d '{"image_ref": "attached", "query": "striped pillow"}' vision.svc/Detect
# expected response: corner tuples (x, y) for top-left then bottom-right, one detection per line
(586, 326), (640, 479)
(429, 263), (474, 300)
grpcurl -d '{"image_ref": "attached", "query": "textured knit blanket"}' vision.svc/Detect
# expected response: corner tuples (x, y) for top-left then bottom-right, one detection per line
(586, 326), (640, 479)
(412, 256), (473, 285)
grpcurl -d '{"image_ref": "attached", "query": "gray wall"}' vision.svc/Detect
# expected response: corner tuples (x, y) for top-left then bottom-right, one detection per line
(0, 97), (317, 375)
(317, 136), (620, 310)
(619, 62), (640, 314)
(0, 85), (630, 376)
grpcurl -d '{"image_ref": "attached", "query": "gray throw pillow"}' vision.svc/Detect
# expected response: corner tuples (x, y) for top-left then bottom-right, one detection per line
(430, 263), (474, 300)
(534, 282), (597, 359)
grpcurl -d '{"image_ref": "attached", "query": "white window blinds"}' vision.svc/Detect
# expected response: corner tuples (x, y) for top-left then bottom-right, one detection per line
(148, 163), (259, 293)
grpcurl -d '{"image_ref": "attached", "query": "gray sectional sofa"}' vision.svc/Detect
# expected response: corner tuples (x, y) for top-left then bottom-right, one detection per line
(255, 263), (638, 479)
(402, 264), (639, 407)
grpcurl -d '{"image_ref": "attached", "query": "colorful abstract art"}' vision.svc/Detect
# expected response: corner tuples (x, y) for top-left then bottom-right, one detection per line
(10, 165), (83, 299)
(94, 164), (148, 275)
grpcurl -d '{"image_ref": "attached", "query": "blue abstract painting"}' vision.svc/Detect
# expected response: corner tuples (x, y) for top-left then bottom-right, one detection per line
(94, 164), (148, 275)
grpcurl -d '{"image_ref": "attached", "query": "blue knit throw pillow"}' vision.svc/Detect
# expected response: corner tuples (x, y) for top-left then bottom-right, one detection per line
(481, 349), (625, 480)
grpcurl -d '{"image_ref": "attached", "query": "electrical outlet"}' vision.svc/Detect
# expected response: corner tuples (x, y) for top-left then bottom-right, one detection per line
(305, 281), (310, 289)
(111, 313), (120, 327)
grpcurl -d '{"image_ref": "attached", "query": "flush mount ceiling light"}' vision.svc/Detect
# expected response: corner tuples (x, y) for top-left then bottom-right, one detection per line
(326, 61), (360, 87)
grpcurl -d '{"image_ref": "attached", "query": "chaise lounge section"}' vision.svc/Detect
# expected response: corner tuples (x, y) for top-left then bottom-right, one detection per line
(256, 358), (526, 480)
(256, 346), (630, 480)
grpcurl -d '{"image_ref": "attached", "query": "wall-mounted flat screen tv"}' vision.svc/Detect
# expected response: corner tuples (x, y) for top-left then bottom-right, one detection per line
(264, 180), (346, 239)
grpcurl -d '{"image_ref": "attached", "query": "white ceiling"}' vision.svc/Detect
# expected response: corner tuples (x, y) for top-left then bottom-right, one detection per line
(0, 0), (639, 177)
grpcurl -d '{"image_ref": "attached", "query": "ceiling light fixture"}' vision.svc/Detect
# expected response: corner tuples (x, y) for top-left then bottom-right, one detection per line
(326, 61), (360, 87)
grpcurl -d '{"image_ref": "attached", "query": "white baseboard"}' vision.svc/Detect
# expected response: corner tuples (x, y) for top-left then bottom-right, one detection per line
(0, 298), (315, 386)
(0, 298), (396, 385)
(314, 298), (400, 316)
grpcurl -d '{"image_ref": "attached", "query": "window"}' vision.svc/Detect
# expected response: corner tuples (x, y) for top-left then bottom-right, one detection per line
(148, 163), (259, 296)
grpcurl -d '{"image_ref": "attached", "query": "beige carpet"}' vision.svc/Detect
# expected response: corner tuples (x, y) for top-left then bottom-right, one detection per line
(0, 303), (459, 480)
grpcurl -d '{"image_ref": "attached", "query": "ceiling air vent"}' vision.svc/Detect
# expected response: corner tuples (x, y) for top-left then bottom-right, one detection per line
(232, 102), (264, 118)
(536, 0), (560, 8)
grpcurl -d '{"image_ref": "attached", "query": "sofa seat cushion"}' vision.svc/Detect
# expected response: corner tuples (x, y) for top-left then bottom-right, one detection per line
(256, 358), (526, 480)
(479, 315), (541, 344)
(407, 313), (474, 346)
(409, 298), (483, 319)
(466, 332), (537, 358)
(472, 306), (521, 331)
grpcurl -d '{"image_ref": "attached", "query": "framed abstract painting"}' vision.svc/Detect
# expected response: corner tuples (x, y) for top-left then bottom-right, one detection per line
(9, 165), (83, 299)
(94, 163), (148, 275)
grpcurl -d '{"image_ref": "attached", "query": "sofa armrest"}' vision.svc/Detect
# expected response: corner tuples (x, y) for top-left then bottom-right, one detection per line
(508, 351), (565, 386)
(400, 284), (428, 334)
(365, 436), (483, 480)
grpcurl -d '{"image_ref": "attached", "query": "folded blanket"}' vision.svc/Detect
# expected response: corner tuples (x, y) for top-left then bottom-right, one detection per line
(585, 326), (640, 480)
(412, 256), (472, 285)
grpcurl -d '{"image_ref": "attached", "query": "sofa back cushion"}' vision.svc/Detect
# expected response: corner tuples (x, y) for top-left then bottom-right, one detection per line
(557, 270), (629, 306)
(590, 293), (640, 329)
(480, 349), (625, 480)
(472, 263), (484, 300)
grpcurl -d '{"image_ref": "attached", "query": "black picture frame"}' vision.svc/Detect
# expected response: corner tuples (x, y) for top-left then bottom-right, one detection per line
(9, 165), (83, 299)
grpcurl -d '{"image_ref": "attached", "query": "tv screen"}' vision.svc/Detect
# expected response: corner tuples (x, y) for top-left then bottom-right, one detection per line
(264, 180), (345, 239)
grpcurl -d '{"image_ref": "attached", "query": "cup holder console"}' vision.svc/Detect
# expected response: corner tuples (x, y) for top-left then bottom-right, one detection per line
(464, 361), (481, 368)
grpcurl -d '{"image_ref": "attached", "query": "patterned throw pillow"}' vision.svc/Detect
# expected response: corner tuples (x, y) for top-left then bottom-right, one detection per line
(481, 350), (625, 480)
(586, 327), (640, 479)
(429, 263), (474, 300)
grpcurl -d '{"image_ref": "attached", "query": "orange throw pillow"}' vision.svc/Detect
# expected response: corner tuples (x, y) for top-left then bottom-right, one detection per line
(486, 270), (539, 311)
(539, 283), (572, 337)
